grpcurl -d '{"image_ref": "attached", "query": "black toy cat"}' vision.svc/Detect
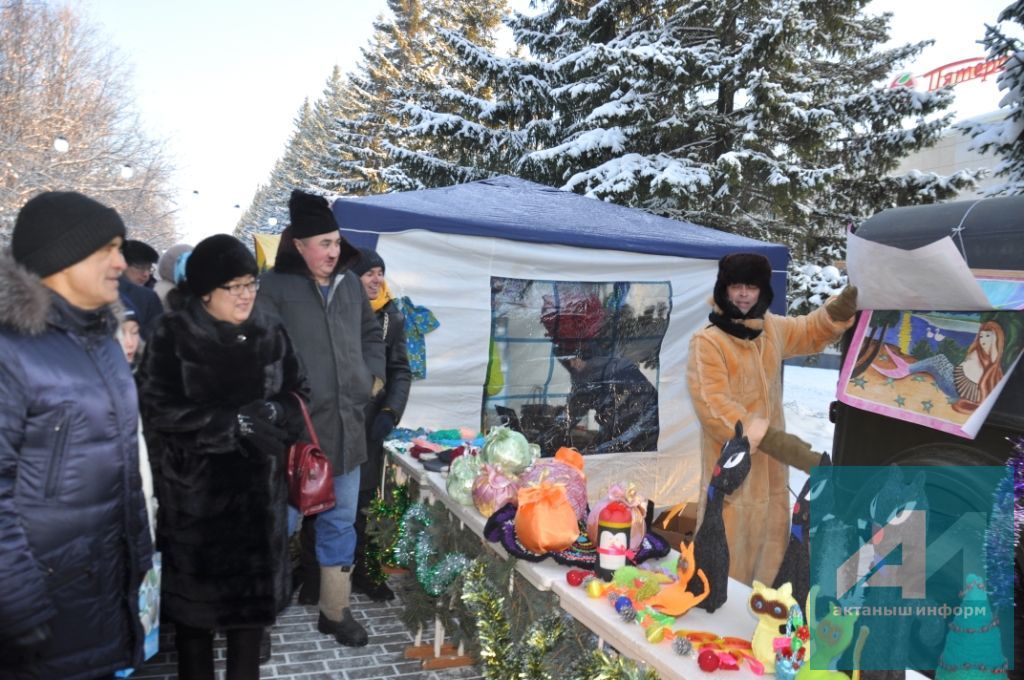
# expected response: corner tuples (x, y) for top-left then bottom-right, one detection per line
(772, 453), (832, 613)
(692, 420), (752, 613)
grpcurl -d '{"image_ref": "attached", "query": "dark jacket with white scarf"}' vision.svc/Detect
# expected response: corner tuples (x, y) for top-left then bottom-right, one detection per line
(256, 229), (386, 475)
(0, 253), (152, 680)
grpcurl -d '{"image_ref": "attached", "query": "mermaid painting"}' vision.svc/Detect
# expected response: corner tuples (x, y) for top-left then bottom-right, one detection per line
(874, 320), (1005, 414)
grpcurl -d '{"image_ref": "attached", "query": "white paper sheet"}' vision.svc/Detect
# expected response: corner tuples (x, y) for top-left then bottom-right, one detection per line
(847, 233), (992, 310)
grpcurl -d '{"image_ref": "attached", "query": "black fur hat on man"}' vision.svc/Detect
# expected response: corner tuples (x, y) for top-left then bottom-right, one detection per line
(185, 234), (258, 298)
(712, 252), (774, 318)
(351, 247), (385, 277)
(12, 191), (126, 278)
(288, 190), (337, 239)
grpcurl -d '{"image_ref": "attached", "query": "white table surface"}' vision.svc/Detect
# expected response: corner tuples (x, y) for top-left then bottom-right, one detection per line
(421, 468), (766, 679)
(389, 445), (928, 680)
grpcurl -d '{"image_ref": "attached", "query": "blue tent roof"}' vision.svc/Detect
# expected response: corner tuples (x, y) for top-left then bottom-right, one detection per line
(332, 175), (788, 269)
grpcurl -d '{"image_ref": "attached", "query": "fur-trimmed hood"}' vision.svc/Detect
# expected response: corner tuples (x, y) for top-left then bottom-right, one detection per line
(271, 226), (359, 277)
(0, 250), (54, 335)
(0, 250), (117, 338)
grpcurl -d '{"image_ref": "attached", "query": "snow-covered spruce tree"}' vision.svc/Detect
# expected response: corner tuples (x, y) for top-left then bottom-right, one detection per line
(234, 175), (288, 246)
(319, 1), (438, 196)
(511, 0), (975, 263)
(379, 0), (511, 189)
(234, 99), (328, 240)
(958, 0), (1024, 197)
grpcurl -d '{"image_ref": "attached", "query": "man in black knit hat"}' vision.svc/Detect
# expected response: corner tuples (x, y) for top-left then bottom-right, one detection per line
(0, 191), (153, 678)
(119, 239), (163, 340)
(686, 251), (857, 587)
(256, 190), (385, 648)
(122, 239), (159, 287)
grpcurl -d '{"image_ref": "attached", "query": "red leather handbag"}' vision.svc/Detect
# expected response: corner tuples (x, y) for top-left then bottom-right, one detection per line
(287, 393), (336, 516)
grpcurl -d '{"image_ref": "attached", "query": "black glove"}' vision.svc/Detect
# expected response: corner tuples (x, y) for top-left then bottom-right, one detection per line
(0, 622), (52, 668)
(237, 409), (290, 458)
(370, 410), (396, 441)
(239, 399), (283, 425)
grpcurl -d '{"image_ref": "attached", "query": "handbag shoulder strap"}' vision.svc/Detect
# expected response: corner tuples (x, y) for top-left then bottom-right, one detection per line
(290, 392), (320, 448)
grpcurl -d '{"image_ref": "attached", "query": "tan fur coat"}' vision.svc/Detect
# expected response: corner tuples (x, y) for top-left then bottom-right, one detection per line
(687, 303), (852, 585)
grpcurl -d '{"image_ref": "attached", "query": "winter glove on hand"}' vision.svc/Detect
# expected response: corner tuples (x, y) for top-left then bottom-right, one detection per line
(0, 622), (52, 668)
(237, 411), (290, 458)
(758, 426), (824, 473)
(826, 285), (859, 323)
(238, 399), (283, 425)
(370, 410), (396, 441)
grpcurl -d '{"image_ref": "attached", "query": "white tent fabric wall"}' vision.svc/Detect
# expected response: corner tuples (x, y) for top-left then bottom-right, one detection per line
(376, 228), (719, 507)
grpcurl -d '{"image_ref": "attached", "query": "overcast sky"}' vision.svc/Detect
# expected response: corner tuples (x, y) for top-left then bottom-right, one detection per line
(76, 0), (1013, 245)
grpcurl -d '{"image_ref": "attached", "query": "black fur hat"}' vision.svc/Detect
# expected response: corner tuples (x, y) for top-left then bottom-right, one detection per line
(185, 234), (258, 298)
(713, 252), (774, 317)
(288, 190), (337, 239)
(351, 247), (385, 277)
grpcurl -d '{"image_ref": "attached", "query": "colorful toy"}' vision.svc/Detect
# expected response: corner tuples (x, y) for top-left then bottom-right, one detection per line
(795, 585), (868, 680)
(749, 580), (799, 673)
(587, 482), (647, 553)
(692, 421), (752, 613)
(774, 603), (808, 680)
(596, 501), (633, 580)
(645, 540), (710, 616)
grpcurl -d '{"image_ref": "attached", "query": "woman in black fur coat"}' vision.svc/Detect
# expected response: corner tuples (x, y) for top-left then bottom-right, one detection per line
(137, 235), (307, 679)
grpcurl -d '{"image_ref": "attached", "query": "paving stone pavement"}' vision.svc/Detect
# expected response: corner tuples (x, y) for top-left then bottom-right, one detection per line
(132, 575), (483, 680)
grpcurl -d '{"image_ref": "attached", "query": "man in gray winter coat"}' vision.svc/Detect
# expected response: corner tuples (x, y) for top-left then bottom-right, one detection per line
(257, 190), (385, 647)
(0, 192), (153, 678)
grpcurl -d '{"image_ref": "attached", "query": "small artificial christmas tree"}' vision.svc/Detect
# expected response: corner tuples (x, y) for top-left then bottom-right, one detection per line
(935, 574), (1008, 680)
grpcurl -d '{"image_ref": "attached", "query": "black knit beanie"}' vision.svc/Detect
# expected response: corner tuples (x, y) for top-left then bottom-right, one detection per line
(122, 239), (159, 266)
(185, 234), (258, 297)
(288, 190), (338, 239)
(12, 191), (127, 278)
(351, 247), (385, 277)
(712, 252), (774, 316)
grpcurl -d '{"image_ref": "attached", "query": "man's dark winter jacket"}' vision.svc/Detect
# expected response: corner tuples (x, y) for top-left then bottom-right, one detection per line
(118, 277), (163, 340)
(137, 298), (307, 630)
(257, 230), (386, 475)
(0, 253), (152, 679)
(361, 298), (412, 492)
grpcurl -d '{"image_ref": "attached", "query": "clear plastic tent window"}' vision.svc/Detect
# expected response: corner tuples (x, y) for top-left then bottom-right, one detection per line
(485, 277), (671, 456)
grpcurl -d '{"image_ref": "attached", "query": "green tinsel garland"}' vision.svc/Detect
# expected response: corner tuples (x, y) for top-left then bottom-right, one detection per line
(388, 495), (664, 678)
(393, 503), (472, 596)
(363, 476), (411, 586)
(391, 500), (482, 650)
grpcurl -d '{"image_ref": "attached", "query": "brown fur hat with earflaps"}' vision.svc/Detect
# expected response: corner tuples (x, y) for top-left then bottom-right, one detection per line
(712, 253), (774, 319)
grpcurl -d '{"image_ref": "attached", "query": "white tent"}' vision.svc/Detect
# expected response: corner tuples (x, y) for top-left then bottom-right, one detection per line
(333, 176), (788, 506)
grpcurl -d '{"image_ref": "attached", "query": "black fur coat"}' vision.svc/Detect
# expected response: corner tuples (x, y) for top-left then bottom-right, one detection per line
(137, 297), (307, 630)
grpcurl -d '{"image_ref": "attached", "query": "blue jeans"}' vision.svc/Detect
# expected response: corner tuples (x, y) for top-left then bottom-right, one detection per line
(287, 467), (360, 566)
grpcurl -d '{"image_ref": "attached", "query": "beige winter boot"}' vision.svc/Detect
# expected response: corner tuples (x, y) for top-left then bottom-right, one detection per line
(317, 565), (368, 647)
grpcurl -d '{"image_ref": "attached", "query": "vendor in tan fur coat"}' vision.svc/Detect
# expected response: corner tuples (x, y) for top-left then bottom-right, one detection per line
(687, 253), (858, 586)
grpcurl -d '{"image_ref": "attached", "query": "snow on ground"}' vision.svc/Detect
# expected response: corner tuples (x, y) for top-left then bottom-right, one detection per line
(782, 364), (842, 499)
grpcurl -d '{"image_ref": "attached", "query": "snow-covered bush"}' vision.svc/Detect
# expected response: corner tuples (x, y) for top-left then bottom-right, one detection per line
(787, 245), (847, 315)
